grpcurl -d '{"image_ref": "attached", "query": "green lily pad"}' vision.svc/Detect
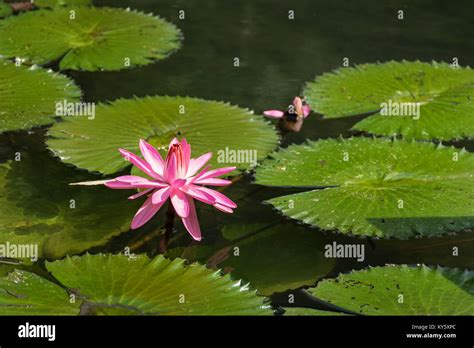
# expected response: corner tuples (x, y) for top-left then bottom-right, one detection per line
(33, 0), (92, 7)
(307, 265), (474, 315)
(47, 96), (279, 174)
(282, 307), (348, 316)
(0, 151), (140, 260)
(0, 269), (81, 315)
(217, 224), (335, 296)
(0, 263), (15, 277)
(0, 59), (81, 133)
(255, 137), (474, 238)
(0, 254), (271, 315)
(305, 61), (474, 140)
(0, 2), (12, 17)
(0, 7), (181, 71)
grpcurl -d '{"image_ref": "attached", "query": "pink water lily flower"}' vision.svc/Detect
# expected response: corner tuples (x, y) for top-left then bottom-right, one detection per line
(105, 138), (237, 241)
(263, 96), (311, 119)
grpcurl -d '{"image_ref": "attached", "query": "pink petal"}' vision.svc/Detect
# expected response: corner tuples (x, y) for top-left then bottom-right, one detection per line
(263, 110), (285, 118)
(190, 186), (237, 209)
(214, 203), (234, 213)
(106, 176), (167, 189)
(181, 138), (192, 170)
(186, 152), (212, 177)
(168, 137), (179, 150)
(104, 180), (136, 189)
(131, 196), (165, 229)
(193, 178), (232, 186)
(172, 178), (187, 188)
(179, 184), (216, 205)
(191, 165), (211, 181)
(293, 97), (303, 111)
(180, 196), (202, 241)
(195, 166), (236, 181)
(151, 186), (171, 204)
(139, 139), (164, 176)
(70, 179), (110, 186)
(170, 189), (190, 218)
(115, 175), (164, 186)
(128, 188), (153, 200)
(114, 175), (143, 183)
(119, 148), (162, 180)
(164, 152), (177, 183)
(302, 105), (311, 118)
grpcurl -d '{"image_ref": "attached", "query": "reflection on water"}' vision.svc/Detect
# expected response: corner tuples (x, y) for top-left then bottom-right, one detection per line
(78, 0), (474, 147)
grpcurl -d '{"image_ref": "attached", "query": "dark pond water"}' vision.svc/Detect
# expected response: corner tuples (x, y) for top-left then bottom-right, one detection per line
(1, 0), (473, 311)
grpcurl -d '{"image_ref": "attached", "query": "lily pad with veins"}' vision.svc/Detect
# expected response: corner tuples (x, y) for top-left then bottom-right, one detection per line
(305, 61), (474, 141)
(306, 265), (474, 315)
(0, 253), (271, 315)
(0, 151), (141, 260)
(47, 96), (279, 175)
(282, 308), (348, 316)
(33, 0), (92, 7)
(0, 59), (81, 133)
(0, 7), (182, 71)
(255, 137), (474, 238)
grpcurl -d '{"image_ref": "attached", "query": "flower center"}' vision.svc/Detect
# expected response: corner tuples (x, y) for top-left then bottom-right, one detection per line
(167, 143), (187, 178)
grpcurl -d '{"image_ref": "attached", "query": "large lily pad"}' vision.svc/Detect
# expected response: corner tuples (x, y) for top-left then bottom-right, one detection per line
(305, 61), (474, 140)
(47, 96), (279, 174)
(0, 269), (81, 315)
(0, 151), (140, 260)
(307, 265), (474, 315)
(0, 254), (271, 315)
(0, 263), (15, 277)
(255, 137), (474, 238)
(34, 0), (92, 7)
(282, 307), (348, 316)
(0, 59), (81, 133)
(0, 7), (181, 71)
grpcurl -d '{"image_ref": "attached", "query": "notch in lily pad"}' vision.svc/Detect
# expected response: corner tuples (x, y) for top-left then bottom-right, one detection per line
(0, 7), (182, 71)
